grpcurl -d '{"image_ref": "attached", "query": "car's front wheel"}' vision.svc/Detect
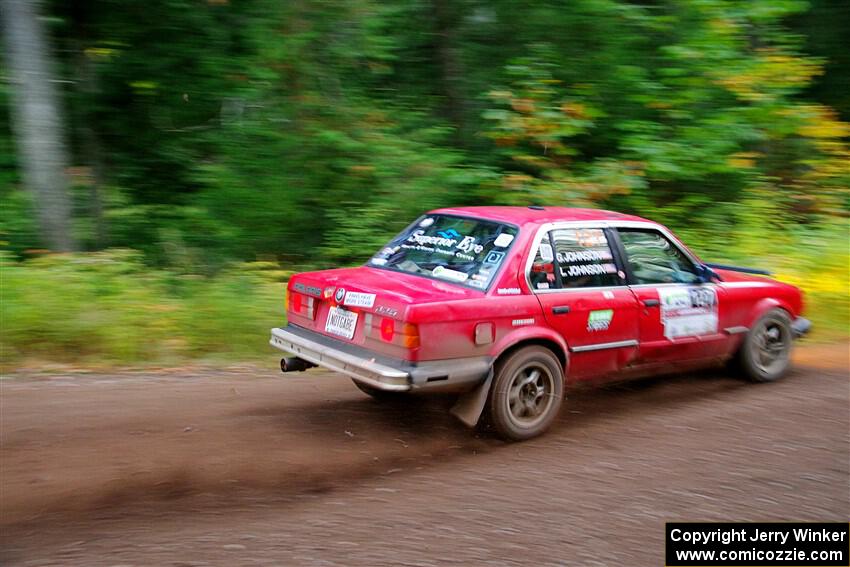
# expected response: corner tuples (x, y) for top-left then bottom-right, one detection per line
(486, 346), (564, 441)
(734, 308), (793, 382)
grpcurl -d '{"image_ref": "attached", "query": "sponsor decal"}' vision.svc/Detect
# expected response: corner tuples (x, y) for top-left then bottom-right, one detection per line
(323, 287), (336, 299)
(293, 282), (322, 297)
(575, 229), (608, 247)
(561, 263), (617, 277)
(497, 287), (521, 295)
(437, 228), (461, 239)
(512, 318), (535, 326)
(537, 282), (550, 289)
(557, 249), (613, 263)
(373, 245), (399, 261)
(419, 217), (435, 228)
(494, 233), (515, 248)
(469, 280), (486, 289)
(658, 286), (719, 339)
(538, 242), (554, 263)
(334, 287), (346, 303)
(484, 250), (505, 265)
(587, 309), (614, 332)
(370, 258), (387, 266)
(432, 265), (469, 283)
(406, 230), (484, 255)
(344, 291), (376, 308)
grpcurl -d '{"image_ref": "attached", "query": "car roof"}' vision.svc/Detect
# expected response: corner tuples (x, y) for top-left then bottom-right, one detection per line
(429, 206), (653, 227)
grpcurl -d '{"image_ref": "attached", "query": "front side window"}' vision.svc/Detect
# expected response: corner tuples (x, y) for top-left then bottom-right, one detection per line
(370, 215), (518, 290)
(617, 229), (700, 285)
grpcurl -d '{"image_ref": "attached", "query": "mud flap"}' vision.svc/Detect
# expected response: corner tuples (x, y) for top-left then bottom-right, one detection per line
(449, 368), (494, 428)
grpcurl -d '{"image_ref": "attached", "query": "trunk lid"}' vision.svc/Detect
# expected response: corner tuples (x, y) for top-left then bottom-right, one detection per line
(286, 266), (482, 356)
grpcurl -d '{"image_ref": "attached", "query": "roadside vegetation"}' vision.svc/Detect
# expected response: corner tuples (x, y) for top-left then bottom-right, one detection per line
(1, 0), (847, 369)
(1, 215), (846, 370)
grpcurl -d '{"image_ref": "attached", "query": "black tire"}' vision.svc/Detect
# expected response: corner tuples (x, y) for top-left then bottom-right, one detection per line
(486, 346), (564, 441)
(352, 379), (411, 402)
(734, 308), (793, 382)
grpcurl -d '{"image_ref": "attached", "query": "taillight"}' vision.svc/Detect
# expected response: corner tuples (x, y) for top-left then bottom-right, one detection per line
(365, 314), (418, 349)
(287, 290), (316, 320)
(400, 323), (419, 348)
(380, 317), (394, 341)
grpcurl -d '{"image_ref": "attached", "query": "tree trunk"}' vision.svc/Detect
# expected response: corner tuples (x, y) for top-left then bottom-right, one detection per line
(431, 0), (467, 146)
(1, 0), (76, 251)
(73, 37), (108, 248)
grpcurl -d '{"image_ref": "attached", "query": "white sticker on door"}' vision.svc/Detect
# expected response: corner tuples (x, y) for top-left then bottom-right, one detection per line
(658, 287), (718, 339)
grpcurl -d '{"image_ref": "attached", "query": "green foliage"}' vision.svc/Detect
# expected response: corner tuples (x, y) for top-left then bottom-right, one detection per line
(0, 0), (848, 368)
(0, 250), (285, 368)
(482, 47), (646, 206)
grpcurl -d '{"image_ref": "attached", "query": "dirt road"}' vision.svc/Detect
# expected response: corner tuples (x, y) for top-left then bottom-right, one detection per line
(2, 343), (848, 566)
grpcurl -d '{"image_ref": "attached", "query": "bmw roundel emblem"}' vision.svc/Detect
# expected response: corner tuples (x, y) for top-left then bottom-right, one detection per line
(334, 287), (345, 303)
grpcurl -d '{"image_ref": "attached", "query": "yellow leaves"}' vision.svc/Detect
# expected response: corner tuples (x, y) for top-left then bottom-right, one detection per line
(488, 90), (513, 100)
(514, 153), (556, 169)
(727, 152), (760, 169)
(129, 81), (158, 94)
(502, 173), (534, 189)
(625, 161), (646, 176)
(510, 98), (535, 113)
(84, 47), (116, 60)
(560, 102), (587, 118)
(797, 105), (850, 139)
(714, 49), (822, 102)
(708, 18), (739, 35)
(493, 135), (517, 147)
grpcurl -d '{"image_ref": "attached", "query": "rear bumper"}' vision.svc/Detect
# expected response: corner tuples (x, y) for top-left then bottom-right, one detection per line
(791, 317), (812, 339)
(270, 325), (491, 392)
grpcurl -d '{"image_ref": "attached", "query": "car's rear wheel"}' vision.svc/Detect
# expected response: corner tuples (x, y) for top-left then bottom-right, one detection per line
(734, 308), (793, 382)
(351, 379), (411, 402)
(486, 346), (564, 441)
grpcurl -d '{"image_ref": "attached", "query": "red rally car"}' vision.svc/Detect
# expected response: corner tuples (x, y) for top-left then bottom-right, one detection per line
(270, 206), (810, 440)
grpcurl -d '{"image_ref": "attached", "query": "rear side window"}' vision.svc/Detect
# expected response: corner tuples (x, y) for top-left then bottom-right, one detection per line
(529, 234), (557, 291)
(551, 228), (620, 288)
(617, 229), (700, 285)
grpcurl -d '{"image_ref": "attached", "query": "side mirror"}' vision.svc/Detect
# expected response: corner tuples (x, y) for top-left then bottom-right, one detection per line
(694, 263), (716, 284)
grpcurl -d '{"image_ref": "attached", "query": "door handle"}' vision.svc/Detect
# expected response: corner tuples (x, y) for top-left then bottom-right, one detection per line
(552, 305), (571, 314)
(642, 299), (660, 307)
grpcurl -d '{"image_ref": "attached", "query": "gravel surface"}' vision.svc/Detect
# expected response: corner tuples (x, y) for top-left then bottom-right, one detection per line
(1, 343), (848, 565)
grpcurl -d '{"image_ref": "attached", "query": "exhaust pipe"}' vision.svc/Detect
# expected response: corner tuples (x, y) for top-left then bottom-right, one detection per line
(280, 357), (316, 373)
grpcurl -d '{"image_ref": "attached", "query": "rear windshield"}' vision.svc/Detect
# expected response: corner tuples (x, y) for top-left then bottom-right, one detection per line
(369, 215), (519, 290)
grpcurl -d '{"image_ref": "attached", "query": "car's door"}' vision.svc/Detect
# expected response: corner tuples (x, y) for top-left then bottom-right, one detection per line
(530, 225), (640, 380)
(612, 227), (730, 364)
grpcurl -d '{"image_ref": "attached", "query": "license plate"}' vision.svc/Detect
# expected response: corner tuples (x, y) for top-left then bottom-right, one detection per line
(325, 306), (358, 340)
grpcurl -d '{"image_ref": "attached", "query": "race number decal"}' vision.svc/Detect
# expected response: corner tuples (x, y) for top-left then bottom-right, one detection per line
(658, 287), (718, 339)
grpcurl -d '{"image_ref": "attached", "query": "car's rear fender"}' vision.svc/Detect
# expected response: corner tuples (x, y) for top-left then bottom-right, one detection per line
(488, 326), (570, 379)
(450, 325), (569, 428)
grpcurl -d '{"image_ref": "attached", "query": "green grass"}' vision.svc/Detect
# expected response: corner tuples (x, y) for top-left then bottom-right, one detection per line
(1, 231), (846, 371)
(0, 250), (287, 370)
